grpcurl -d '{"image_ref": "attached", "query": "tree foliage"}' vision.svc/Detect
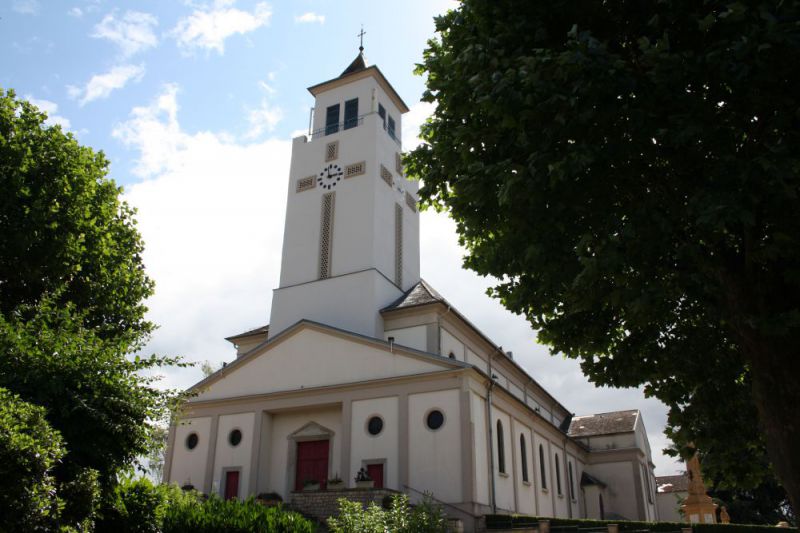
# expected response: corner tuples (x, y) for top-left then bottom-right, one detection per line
(408, 0), (800, 512)
(0, 88), (153, 340)
(0, 91), (186, 530)
(0, 387), (64, 532)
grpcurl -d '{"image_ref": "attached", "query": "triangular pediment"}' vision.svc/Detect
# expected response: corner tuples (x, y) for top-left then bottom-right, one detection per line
(191, 321), (464, 403)
(290, 421), (335, 439)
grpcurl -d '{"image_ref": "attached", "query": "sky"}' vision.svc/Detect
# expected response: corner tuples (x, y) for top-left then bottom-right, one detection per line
(2, 0), (682, 475)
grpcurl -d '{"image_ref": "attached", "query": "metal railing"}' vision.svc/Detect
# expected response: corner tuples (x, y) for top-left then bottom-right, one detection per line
(308, 111), (402, 147)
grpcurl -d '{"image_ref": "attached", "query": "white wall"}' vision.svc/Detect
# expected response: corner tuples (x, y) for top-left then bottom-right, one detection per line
(656, 491), (685, 522)
(350, 396), (399, 488)
(566, 454), (580, 517)
(196, 327), (446, 401)
(384, 325), (427, 353)
(552, 446), (569, 516)
(470, 392), (490, 505)
(585, 461), (639, 520)
(513, 419), (536, 515)
(441, 327), (465, 360)
(492, 409), (515, 512)
(533, 432), (554, 517)
(169, 417), (211, 489)
(212, 412), (255, 498)
(408, 389), (462, 503)
(466, 348), (488, 372)
(267, 407), (342, 500)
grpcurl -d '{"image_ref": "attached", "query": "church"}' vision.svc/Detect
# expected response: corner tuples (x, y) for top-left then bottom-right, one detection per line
(163, 50), (661, 530)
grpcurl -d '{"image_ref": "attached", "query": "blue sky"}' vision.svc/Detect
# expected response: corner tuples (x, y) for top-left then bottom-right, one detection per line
(2, 0), (681, 475)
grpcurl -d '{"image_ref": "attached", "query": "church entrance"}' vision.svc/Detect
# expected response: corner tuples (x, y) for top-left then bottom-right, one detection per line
(295, 439), (329, 490)
(366, 463), (384, 489)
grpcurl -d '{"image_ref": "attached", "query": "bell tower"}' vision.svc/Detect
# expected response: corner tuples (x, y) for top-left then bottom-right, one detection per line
(268, 51), (420, 339)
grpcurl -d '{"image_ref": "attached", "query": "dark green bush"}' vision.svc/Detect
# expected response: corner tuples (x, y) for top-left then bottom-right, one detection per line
(484, 515), (798, 532)
(328, 493), (448, 533)
(96, 476), (176, 533)
(0, 387), (65, 532)
(162, 493), (314, 533)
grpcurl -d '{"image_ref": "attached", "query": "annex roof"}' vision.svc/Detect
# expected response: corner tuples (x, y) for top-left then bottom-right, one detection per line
(656, 474), (689, 493)
(225, 324), (269, 343)
(567, 409), (639, 437)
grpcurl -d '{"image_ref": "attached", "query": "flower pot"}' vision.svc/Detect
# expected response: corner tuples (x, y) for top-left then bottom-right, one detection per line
(355, 480), (374, 489)
(328, 481), (346, 490)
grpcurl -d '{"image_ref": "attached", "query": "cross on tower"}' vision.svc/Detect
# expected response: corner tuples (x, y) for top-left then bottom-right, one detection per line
(357, 26), (366, 52)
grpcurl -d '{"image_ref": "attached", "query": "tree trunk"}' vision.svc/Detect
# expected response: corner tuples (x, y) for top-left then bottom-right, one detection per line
(745, 338), (800, 517)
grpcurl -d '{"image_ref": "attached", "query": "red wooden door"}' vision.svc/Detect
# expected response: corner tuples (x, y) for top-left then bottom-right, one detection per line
(367, 463), (384, 489)
(295, 440), (329, 490)
(224, 470), (239, 499)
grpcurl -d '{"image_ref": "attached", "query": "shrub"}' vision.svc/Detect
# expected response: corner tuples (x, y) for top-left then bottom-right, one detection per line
(162, 493), (314, 533)
(328, 493), (448, 533)
(96, 476), (177, 533)
(483, 515), (798, 532)
(0, 387), (65, 532)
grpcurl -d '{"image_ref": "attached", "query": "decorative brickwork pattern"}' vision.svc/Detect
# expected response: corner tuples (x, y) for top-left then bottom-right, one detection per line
(395, 203), (403, 287)
(296, 175), (316, 193)
(405, 191), (417, 212)
(380, 164), (394, 187)
(319, 192), (335, 279)
(291, 488), (400, 523)
(345, 161), (365, 178)
(325, 141), (339, 162)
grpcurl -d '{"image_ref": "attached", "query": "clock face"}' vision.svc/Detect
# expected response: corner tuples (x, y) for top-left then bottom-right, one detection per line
(317, 163), (344, 190)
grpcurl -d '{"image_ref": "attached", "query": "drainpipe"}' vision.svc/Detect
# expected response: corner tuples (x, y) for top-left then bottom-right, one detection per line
(486, 372), (498, 514)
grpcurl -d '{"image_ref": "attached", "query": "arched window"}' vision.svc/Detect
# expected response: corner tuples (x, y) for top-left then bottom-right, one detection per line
(555, 453), (562, 495)
(568, 462), (575, 500)
(497, 420), (506, 473)
(520, 434), (529, 482)
(539, 444), (547, 489)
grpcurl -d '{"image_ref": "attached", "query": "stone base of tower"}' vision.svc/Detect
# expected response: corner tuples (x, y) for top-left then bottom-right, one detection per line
(682, 496), (717, 524)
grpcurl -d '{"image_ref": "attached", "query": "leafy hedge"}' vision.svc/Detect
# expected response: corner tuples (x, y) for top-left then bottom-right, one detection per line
(484, 515), (798, 532)
(95, 477), (313, 533)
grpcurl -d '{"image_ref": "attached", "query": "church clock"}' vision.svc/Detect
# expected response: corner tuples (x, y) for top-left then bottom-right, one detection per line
(317, 163), (344, 190)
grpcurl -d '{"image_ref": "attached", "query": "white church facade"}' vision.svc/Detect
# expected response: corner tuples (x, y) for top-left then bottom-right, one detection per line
(164, 52), (660, 529)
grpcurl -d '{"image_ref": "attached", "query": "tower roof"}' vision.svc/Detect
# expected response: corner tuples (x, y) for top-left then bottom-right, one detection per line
(341, 51), (367, 76)
(307, 54), (409, 114)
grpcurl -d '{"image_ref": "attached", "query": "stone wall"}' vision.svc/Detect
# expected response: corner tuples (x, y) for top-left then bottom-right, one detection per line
(290, 488), (400, 522)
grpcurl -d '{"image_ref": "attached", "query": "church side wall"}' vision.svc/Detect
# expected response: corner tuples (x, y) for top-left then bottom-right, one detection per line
(470, 391), (490, 506)
(213, 412), (255, 498)
(168, 416), (211, 490)
(408, 389), (463, 503)
(584, 460), (641, 520)
(350, 396), (400, 489)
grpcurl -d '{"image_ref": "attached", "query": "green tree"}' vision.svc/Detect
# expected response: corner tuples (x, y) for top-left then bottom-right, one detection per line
(0, 387), (65, 532)
(407, 0), (800, 512)
(0, 90), (187, 529)
(0, 88), (153, 340)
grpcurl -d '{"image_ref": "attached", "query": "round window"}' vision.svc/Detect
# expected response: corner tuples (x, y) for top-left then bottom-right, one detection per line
(426, 410), (445, 431)
(229, 429), (242, 447)
(186, 432), (199, 450)
(367, 416), (384, 436)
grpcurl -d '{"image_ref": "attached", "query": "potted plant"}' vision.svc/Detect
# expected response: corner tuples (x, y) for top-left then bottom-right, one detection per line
(355, 468), (374, 489)
(256, 492), (283, 506)
(328, 473), (345, 490)
(303, 478), (320, 491)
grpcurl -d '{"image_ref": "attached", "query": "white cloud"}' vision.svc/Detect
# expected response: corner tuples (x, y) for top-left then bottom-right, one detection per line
(402, 101), (435, 150)
(25, 96), (71, 129)
(117, 93), (678, 476)
(244, 74), (282, 139)
(67, 64), (145, 106)
(294, 12), (324, 24)
(12, 0), (39, 15)
(171, 0), (271, 54)
(68, 7), (83, 17)
(114, 84), (290, 392)
(92, 10), (159, 58)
